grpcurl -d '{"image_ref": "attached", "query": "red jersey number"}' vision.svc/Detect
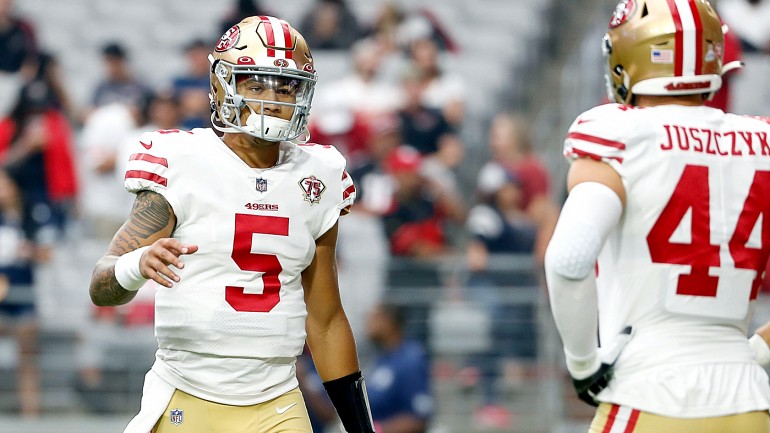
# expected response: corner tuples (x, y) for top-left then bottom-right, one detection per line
(226, 214), (288, 312)
(647, 165), (770, 300)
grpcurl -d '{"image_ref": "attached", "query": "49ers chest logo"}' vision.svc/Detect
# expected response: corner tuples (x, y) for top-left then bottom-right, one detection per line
(299, 176), (325, 205)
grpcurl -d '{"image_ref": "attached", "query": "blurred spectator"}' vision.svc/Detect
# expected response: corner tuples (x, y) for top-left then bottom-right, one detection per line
(398, 67), (456, 157)
(218, 0), (272, 36)
(364, 1), (406, 53)
(337, 114), (398, 345)
(298, 0), (361, 50)
(467, 167), (537, 269)
(365, 302), (432, 433)
(310, 37), (403, 166)
(90, 42), (153, 112)
(1, 52), (79, 235)
(171, 38), (213, 130)
(78, 103), (139, 239)
(364, 2), (459, 55)
(0, 0), (35, 74)
(382, 146), (465, 258)
(0, 0), (36, 116)
(476, 113), (557, 262)
(407, 38), (465, 126)
(463, 166), (538, 428)
(718, 0), (770, 53)
(348, 113), (401, 216)
(0, 168), (52, 417)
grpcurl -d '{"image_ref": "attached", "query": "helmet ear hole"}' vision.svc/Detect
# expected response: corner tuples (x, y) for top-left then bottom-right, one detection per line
(641, 3), (649, 18)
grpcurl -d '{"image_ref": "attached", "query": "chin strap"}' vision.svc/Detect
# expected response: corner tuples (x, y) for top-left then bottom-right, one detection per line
(289, 127), (311, 144)
(722, 60), (744, 75)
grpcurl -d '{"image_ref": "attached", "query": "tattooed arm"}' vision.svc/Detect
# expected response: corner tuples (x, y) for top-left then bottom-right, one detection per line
(89, 190), (197, 306)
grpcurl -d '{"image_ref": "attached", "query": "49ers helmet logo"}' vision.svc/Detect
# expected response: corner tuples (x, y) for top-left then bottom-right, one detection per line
(609, 0), (636, 28)
(216, 26), (240, 52)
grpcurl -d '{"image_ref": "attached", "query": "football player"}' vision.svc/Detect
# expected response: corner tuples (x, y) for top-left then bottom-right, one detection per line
(544, 0), (770, 431)
(89, 16), (375, 433)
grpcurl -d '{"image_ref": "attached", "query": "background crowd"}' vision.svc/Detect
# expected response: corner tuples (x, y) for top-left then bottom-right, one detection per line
(1, 0), (769, 432)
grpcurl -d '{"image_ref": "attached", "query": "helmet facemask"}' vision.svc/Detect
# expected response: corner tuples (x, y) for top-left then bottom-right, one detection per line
(211, 57), (316, 142)
(209, 16), (318, 143)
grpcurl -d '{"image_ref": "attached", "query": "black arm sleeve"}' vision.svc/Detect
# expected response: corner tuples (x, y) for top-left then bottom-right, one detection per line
(322, 371), (376, 433)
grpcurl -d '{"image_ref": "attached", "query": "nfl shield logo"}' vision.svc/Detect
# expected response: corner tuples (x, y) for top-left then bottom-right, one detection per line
(256, 178), (268, 192)
(170, 408), (184, 425)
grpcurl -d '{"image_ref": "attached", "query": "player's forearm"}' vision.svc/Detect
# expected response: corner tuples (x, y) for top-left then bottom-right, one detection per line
(307, 312), (360, 382)
(89, 255), (138, 306)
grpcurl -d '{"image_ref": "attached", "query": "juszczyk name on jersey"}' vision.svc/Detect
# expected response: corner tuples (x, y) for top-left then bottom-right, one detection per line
(660, 125), (770, 157)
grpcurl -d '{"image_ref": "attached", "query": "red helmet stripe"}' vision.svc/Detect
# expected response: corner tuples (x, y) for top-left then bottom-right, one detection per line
(280, 21), (293, 60)
(258, 15), (277, 57)
(666, 0), (685, 76)
(667, 0), (703, 76)
(687, 0), (704, 75)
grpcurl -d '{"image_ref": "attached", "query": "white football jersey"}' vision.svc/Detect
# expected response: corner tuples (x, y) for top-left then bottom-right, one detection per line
(123, 128), (355, 405)
(564, 104), (770, 417)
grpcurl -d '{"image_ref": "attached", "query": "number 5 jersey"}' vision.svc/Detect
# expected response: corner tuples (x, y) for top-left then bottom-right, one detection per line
(124, 128), (355, 405)
(564, 103), (770, 417)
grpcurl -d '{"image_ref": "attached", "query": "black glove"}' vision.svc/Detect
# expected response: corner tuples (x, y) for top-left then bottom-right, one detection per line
(571, 326), (632, 407)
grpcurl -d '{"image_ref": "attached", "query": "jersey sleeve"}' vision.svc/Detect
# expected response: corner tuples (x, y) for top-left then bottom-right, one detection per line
(340, 169), (356, 214)
(123, 130), (187, 222)
(563, 103), (631, 175)
(300, 143), (356, 239)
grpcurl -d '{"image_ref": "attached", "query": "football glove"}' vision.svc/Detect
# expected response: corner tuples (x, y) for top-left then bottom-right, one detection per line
(571, 326), (633, 407)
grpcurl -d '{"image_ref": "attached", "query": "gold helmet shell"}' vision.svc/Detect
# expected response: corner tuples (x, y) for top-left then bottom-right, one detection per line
(209, 16), (317, 141)
(604, 0), (724, 104)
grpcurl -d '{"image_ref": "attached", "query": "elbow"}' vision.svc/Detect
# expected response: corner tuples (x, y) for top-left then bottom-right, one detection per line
(89, 283), (110, 307)
(544, 230), (601, 282)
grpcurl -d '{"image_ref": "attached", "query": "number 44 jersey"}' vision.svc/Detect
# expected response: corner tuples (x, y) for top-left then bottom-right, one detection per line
(123, 128), (355, 405)
(564, 103), (770, 417)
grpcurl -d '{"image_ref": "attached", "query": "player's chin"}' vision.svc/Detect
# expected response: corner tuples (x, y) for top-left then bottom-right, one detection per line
(250, 137), (281, 148)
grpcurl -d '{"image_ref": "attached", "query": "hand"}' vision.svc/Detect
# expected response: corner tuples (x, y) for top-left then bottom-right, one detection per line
(571, 326), (632, 406)
(139, 238), (198, 288)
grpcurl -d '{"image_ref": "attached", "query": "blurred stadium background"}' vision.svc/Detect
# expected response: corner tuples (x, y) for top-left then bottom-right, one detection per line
(1, 0), (769, 432)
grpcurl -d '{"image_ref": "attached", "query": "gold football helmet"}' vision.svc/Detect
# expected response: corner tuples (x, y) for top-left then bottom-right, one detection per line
(209, 16), (316, 142)
(604, 0), (727, 104)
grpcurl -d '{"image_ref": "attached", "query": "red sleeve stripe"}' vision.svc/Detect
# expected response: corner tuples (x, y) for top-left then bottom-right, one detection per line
(342, 184), (356, 200)
(567, 148), (624, 163)
(125, 170), (168, 187)
(567, 132), (626, 150)
(129, 153), (168, 167)
(342, 171), (349, 180)
(601, 404), (620, 433)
